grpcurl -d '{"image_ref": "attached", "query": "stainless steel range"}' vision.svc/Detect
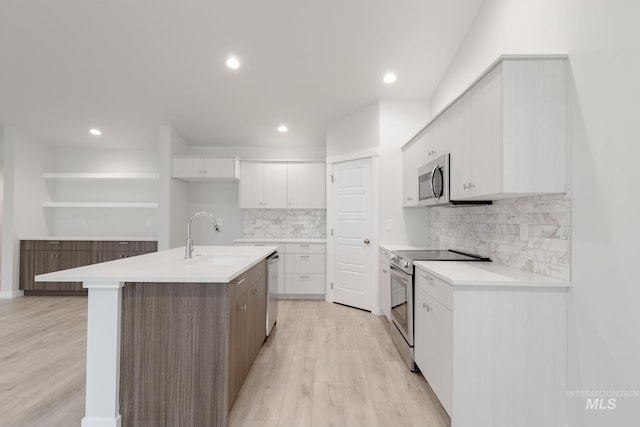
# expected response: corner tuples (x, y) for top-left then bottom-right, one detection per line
(389, 250), (491, 371)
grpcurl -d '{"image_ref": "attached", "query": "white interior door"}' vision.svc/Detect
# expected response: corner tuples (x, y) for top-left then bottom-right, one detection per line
(331, 158), (372, 311)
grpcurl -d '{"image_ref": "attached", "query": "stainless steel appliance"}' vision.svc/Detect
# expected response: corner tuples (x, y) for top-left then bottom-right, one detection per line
(266, 252), (279, 336)
(418, 153), (491, 206)
(418, 154), (449, 206)
(389, 249), (491, 371)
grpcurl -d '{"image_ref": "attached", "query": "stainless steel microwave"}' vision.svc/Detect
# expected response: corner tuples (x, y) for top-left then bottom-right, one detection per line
(418, 154), (449, 206)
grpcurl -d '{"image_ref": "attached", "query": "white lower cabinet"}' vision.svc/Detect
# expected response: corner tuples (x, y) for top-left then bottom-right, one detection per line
(234, 241), (326, 297)
(414, 264), (568, 427)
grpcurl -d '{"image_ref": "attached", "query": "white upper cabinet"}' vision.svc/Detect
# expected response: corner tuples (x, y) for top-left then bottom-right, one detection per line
(263, 162), (288, 208)
(172, 157), (240, 181)
(426, 109), (451, 160)
(451, 57), (567, 201)
(287, 162), (326, 209)
(240, 161), (325, 209)
(402, 133), (428, 207)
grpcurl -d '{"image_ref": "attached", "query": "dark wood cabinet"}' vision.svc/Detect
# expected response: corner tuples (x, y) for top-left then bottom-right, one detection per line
(227, 260), (267, 410)
(20, 240), (158, 295)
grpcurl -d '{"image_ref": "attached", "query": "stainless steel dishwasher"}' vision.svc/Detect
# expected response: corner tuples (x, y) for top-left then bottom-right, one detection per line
(266, 252), (279, 336)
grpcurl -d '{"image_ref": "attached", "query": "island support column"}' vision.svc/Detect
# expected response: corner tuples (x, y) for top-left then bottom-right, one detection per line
(82, 281), (124, 427)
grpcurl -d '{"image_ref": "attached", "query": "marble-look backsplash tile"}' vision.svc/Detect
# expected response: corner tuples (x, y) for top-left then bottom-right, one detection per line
(243, 209), (327, 239)
(429, 193), (571, 280)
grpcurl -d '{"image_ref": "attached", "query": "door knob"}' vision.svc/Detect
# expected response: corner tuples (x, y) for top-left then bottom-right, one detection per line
(364, 239), (370, 244)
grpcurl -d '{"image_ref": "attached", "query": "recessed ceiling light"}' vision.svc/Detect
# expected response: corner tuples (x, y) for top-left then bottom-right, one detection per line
(277, 125), (288, 133)
(226, 57), (240, 69)
(383, 73), (397, 84)
(89, 128), (102, 136)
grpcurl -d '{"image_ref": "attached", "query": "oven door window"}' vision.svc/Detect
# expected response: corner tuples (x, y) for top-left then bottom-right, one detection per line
(431, 166), (444, 199)
(390, 267), (410, 337)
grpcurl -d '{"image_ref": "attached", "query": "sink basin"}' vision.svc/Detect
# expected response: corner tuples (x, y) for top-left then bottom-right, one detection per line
(183, 254), (251, 266)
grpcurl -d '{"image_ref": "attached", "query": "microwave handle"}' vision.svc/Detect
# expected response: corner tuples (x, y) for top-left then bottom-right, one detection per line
(431, 163), (441, 202)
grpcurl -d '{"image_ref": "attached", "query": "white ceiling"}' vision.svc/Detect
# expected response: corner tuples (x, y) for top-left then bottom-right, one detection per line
(0, 0), (484, 149)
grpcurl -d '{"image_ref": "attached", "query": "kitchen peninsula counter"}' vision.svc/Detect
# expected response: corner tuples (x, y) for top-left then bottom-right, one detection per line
(36, 245), (277, 427)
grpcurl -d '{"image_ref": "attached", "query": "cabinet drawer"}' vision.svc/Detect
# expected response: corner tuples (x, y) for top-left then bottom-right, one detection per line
(21, 240), (92, 251)
(285, 254), (325, 274)
(285, 274), (325, 294)
(90, 240), (158, 252)
(284, 243), (325, 254)
(415, 268), (453, 310)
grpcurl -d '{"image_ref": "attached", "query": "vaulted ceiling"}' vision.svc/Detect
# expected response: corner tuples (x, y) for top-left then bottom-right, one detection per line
(0, 0), (484, 149)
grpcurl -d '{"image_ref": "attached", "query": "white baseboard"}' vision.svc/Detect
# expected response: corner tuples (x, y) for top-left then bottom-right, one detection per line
(0, 290), (24, 299)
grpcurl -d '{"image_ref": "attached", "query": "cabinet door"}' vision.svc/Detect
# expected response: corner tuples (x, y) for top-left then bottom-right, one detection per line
(450, 92), (472, 200)
(31, 250), (91, 291)
(414, 285), (452, 416)
(263, 162), (288, 208)
(287, 163), (326, 209)
(172, 157), (203, 178)
(203, 157), (238, 179)
(470, 64), (503, 198)
(402, 139), (425, 207)
(239, 162), (264, 208)
(426, 110), (450, 160)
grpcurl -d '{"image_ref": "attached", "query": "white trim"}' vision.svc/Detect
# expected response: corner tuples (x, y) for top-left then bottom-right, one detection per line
(326, 148), (380, 164)
(370, 156), (382, 316)
(0, 290), (24, 299)
(83, 282), (124, 426)
(325, 164), (334, 303)
(42, 173), (159, 180)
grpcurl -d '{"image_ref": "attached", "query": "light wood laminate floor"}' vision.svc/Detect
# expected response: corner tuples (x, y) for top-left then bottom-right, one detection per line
(0, 297), (449, 427)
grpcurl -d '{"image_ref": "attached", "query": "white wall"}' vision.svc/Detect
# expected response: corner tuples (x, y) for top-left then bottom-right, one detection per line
(158, 126), (190, 250)
(431, 1), (640, 425)
(326, 102), (380, 160)
(1, 127), (53, 297)
(188, 182), (243, 245)
(378, 101), (431, 246)
(187, 145), (325, 161)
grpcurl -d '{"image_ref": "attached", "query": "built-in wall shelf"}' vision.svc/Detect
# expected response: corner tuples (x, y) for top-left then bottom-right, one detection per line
(43, 173), (159, 181)
(42, 202), (159, 209)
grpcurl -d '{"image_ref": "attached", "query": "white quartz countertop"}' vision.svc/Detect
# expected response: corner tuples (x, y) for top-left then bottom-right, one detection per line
(414, 261), (570, 287)
(379, 243), (434, 252)
(23, 236), (158, 241)
(35, 245), (277, 283)
(233, 238), (326, 244)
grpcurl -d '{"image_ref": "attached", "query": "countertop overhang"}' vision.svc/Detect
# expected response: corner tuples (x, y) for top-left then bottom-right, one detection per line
(35, 245), (278, 284)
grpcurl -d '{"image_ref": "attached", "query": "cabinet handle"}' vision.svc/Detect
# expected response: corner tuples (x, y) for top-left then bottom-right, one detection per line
(300, 244), (310, 247)
(253, 289), (260, 295)
(259, 202), (263, 206)
(468, 183), (475, 188)
(407, 197), (413, 201)
(118, 241), (129, 245)
(199, 170), (202, 174)
(49, 241), (61, 245)
(300, 255), (310, 259)
(239, 304), (247, 312)
(382, 269), (388, 274)
(300, 275), (310, 279)
(234, 278), (246, 285)
(203, 170), (207, 174)
(422, 275), (433, 281)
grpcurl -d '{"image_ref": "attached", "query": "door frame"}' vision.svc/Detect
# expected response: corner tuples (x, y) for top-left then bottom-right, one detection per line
(325, 155), (380, 314)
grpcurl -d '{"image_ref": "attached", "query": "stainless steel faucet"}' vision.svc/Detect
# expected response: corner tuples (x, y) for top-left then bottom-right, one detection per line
(185, 211), (221, 259)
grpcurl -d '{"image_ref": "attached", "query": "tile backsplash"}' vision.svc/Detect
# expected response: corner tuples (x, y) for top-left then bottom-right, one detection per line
(428, 193), (571, 280)
(243, 209), (327, 239)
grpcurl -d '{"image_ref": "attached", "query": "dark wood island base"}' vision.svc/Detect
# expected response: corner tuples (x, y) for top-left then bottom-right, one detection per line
(119, 260), (266, 426)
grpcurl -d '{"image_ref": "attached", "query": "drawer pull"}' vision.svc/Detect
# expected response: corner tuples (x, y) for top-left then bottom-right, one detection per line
(49, 241), (61, 245)
(239, 304), (247, 312)
(234, 278), (246, 285)
(422, 275), (434, 281)
(118, 242), (130, 245)
(300, 275), (310, 279)
(382, 269), (388, 274)
(300, 255), (310, 259)
(300, 244), (310, 248)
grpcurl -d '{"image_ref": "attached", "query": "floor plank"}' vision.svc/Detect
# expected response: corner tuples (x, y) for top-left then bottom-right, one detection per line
(0, 297), (450, 427)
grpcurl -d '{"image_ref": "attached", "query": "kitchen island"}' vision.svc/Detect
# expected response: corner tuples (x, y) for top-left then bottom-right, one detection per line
(36, 245), (278, 427)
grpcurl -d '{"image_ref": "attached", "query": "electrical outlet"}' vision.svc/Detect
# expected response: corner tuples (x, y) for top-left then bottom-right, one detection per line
(384, 220), (393, 231)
